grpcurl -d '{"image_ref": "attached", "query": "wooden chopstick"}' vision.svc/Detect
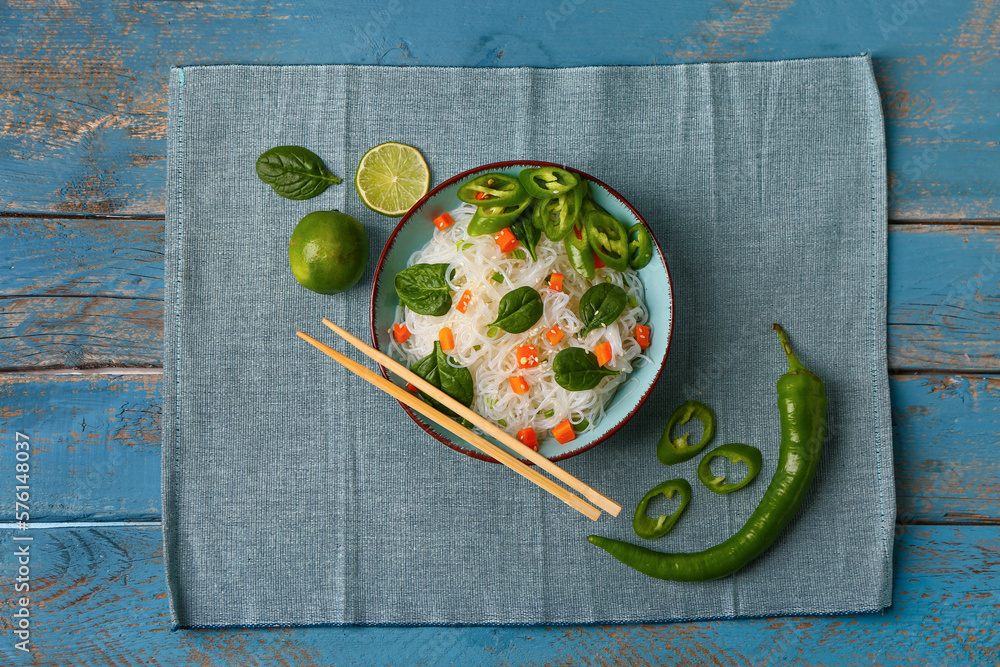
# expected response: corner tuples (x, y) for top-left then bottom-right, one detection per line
(321, 318), (623, 517)
(296, 331), (602, 521)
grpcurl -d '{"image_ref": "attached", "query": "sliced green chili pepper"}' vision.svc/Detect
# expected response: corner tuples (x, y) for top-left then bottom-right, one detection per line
(633, 478), (691, 540)
(518, 167), (579, 199)
(546, 195), (579, 241)
(627, 223), (653, 270)
(467, 198), (533, 236)
(588, 324), (828, 581)
(531, 197), (555, 231)
(698, 443), (762, 494)
(532, 186), (582, 242)
(584, 210), (629, 271)
(563, 222), (596, 280)
(457, 173), (529, 207)
(581, 190), (601, 216)
(657, 400), (716, 465)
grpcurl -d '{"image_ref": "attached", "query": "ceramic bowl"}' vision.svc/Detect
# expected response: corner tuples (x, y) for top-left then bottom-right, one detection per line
(370, 161), (674, 462)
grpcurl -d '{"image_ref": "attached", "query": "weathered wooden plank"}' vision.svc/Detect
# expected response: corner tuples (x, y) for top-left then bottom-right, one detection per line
(3, 221), (998, 370)
(0, 374), (161, 522)
(0, 215), (164, 369)
(0, 524), (994, 664)
(891, 373), (1000, 525)
(0, 216), (163, 298)
(1, 0), (998, 218)
(0, 295), (162, 370)
(2, 372), (996, 524)
(888, 224), (1000, 371)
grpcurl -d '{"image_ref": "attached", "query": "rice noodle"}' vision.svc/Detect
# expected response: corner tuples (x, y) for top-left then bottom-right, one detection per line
(387, 203), (649, 439)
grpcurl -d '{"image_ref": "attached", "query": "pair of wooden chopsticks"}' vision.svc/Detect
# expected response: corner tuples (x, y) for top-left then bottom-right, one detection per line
(296, 319), (622, 521)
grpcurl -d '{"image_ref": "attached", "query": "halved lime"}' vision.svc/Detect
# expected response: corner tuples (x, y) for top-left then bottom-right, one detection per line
(354, 142), (430, 217)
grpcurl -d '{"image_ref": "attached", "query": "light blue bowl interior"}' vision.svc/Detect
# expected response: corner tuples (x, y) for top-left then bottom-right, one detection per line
(372, 164), (673, 462)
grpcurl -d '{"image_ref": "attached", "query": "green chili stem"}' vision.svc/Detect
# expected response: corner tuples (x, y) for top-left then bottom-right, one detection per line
(772, 323), (808, 374)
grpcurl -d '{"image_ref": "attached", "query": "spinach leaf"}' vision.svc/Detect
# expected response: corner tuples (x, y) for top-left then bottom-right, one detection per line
(552, 347), (619, 391)
(255, 146), (342, 200)
(411, 341), (474, 418)
(578, 283), (627, 336)
(490, 286), (543, 334)
(510, 216), (541, 261)
(395, 263), (452, 316)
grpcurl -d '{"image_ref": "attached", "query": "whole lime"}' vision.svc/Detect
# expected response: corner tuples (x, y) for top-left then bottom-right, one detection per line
(288, 210), (368, 294)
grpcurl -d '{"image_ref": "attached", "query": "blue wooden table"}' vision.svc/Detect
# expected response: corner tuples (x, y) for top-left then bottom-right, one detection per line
(1, 1), (998, 664)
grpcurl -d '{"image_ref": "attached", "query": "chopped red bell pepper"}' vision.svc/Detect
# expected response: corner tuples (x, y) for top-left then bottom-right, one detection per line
(635, 324), (651, 349)
(509, 376), (529, 394)
(456, 289), (473, 314)
(516, 344), (539, 369)
(432, 212), (455, 230)
(493, 228), (519, 253)
(393, 323), (411, 344)
(552, 419), (576, 444)
(517, 427), (539, 451)
(439, 327), (455, 351)
(594, 340), (613, 367)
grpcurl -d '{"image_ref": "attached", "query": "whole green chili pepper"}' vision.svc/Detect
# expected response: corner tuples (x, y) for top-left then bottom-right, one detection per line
(697, 443), (762, 494)
(633, 478), (692, 540)
(657, 400), (716, 465)
(588, 324), (827, 581)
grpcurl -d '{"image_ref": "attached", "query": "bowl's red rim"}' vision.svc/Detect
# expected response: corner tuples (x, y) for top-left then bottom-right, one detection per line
(369, 160), (675, 464)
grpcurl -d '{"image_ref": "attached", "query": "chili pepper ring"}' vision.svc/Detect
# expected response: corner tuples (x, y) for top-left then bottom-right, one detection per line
(633, 478), (692, 540)
(698, 443), (763, 495)
(588, 324), (827, 582)
(658, 400), (716, 465)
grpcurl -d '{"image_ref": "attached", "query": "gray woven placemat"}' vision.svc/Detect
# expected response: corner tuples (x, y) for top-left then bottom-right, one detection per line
(163, 55), (893, 628)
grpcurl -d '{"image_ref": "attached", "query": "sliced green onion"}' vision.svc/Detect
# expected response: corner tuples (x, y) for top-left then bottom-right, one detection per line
(497, 419), (507, 428)
(544, 409), (555, 419)
(492, 271), (504, 283)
